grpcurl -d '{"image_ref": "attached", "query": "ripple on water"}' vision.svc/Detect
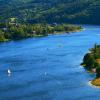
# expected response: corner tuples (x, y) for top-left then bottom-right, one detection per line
(0, 26), (100, 100)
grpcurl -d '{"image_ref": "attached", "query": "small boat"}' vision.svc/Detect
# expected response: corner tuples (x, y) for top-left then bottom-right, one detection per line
(8, 69), (11, 74)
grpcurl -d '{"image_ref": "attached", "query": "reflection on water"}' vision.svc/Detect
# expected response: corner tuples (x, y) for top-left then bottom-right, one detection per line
(0, 26), (100, 100)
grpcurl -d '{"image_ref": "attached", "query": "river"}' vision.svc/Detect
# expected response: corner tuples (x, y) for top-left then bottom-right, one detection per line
(0, 25), (100, 100)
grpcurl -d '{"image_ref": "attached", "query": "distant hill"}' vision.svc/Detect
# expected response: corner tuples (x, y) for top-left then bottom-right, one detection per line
(0, 0), (100, 24)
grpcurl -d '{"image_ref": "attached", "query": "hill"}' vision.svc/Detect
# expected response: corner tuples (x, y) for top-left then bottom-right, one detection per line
(0, 0), (100, 24)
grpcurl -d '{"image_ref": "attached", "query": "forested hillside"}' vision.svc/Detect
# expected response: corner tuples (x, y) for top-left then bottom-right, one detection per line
(0, 0), (100, 24)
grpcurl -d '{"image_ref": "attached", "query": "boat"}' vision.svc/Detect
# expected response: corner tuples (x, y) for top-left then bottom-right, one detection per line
(8, 69), (11, 74)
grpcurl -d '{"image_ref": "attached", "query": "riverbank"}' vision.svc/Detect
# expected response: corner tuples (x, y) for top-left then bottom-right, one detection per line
(91, 78), (100, 87)
(0, 23), (82, 42)
(82, 44), (100, 87)
(88, 80), (100, 88)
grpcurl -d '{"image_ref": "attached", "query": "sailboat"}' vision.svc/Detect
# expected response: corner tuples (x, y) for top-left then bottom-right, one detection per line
(8, 69), (11, 74)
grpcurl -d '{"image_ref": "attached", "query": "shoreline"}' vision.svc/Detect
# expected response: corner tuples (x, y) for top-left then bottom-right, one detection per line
(81, 44), (100, 89)
(88, 81), (100, 88)
(0, 28), (82, 43)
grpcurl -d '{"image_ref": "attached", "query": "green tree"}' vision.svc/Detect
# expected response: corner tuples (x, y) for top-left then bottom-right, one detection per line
(96, 67), (100, 78)
(83, 53), (95, 69)
(0, 30), (6, 42)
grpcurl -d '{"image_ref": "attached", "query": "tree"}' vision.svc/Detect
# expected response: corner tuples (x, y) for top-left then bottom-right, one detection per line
(11, 28), (26, 39)
(96, 67), (100, 78)
(0, 31), (6, 42)
(83, 53), (95, 69)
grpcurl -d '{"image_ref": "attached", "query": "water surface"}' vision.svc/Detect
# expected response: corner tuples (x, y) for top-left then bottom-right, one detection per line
(0, 25), (100, 100)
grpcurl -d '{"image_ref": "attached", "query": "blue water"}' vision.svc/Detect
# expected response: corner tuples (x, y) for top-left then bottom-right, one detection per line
(0, 25), (100, 100)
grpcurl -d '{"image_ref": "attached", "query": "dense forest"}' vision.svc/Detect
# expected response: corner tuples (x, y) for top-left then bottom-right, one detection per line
(0, 0), (100, 24)
(0, 20), (81, 42)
